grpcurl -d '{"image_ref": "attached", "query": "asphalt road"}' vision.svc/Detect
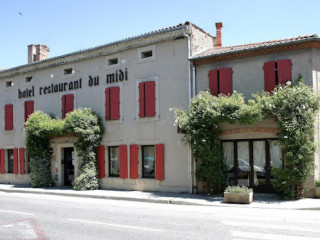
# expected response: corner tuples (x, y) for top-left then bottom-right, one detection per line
(0, 191), (319, 240)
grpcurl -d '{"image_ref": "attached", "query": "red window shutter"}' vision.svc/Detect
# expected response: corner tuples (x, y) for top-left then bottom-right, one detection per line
(24, 100), (34, 122)
(130, 144), (139, 179)
(277, 59), (292, 85)
(5, 104), (14, 130)
(155, 144), (164, 181)
(0, 149), (5, 174)
(105, 88), (110, 120)
(61, 95), (66, 118)
(119, 145), (128, 179)
(13, 148), (18, 174)
(19, 148), (25, 175)
(110, 87), (120, 120)
(219, 68), (233, 95)
(65, 94), (74, 115)
(264, 61), (276, 92)
(97, 146), (105, 178)
(145, 81), (156, 117)
(62, 94), (74, 118)
(139, 82), (145, 117)
(209, 69), (219, 96)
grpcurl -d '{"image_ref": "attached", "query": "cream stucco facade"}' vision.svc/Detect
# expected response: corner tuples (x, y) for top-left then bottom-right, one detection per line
(0, 22), (215, 193)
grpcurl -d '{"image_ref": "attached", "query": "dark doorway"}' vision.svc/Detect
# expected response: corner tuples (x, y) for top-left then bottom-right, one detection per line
(63, 147), (74, 186)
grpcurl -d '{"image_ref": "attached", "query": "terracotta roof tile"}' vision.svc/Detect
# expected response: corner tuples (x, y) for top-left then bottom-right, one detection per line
(192, 34), (319, 59)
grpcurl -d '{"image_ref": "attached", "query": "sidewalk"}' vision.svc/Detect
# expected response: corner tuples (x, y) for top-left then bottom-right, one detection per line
(0, 183), (319, 210)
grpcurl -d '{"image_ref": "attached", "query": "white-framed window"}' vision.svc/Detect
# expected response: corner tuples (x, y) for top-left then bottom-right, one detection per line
(6, 81), (14, 88)
(25, 76), (33, 83)
(137, 45), (156, 63)
(109, 146), (120, 177)
(136, 76), (159, 121)
(106, 54), (121, 69)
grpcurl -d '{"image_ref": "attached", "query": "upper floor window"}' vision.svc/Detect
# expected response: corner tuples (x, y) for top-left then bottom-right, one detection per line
(138, 81), (156, 118)
(108, 58), (118, 66)
(61, 94), (74, 118)
(264, 59), (292, 92)
(25, 76), (33, 83)
(4, 104), (14, 130)
(141, 50), (153, 59)
(6, 81), (13, 88)
(208, 68), (233, 96)
(64, 68), (73, 75)
(138, 45), (156, 63)
(105, 87), (120, 120)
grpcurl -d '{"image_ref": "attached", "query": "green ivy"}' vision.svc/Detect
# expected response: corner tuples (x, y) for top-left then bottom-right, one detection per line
(26, 108), (104, 190)
(174, 78), (320, 199)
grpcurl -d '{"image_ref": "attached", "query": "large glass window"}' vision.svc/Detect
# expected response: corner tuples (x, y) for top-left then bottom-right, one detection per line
(142, 146), (155, 178)
(222, 139), (282, 192)
(237, 141), (250, 186)
(109, 147), (119, 177)
(253, 141), (266, 186)
(7, 149), (13, 173)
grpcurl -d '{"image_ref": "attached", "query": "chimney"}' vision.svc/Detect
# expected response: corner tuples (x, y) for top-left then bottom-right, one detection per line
(214, 22), (223, 47)
(28, 44), (49, 63)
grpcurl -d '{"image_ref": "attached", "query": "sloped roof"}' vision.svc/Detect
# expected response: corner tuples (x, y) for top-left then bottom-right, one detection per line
(0, 21), (215, 78)
(192, 34), (319, 60)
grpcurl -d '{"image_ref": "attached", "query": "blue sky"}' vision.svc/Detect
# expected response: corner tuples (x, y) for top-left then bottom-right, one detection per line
(1, 0), (320, 69)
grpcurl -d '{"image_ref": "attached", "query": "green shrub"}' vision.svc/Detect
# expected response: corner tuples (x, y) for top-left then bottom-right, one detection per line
(316, 180), (320, 187)
(174, 78), (320, 199)
(225, 185), (253, 194)
(26, 108), (104, 190)
(65, 109), (104, 190)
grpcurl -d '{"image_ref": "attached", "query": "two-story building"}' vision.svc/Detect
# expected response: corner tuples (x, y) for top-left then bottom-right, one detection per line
(191, 31), (320, 196)
(0, 22), (215, 193)
(1, 21), (320, 196)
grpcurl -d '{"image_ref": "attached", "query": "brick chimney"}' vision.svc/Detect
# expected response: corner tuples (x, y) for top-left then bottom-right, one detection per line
(28, 44), (49, 63)
(214, 22), (223, 47)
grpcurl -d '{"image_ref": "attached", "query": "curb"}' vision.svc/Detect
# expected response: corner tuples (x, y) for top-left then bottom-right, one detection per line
(1, 188), (320, 210)
(0, 188), (204, 206)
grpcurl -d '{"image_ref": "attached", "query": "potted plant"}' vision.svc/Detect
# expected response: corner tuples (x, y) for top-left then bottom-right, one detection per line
(315, 180), (320, 198)
(224, 185), (253, 204)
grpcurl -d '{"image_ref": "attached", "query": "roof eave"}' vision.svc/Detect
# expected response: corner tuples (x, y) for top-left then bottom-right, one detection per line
(0, 25), (190, 78)
(191, 37), (320, 65)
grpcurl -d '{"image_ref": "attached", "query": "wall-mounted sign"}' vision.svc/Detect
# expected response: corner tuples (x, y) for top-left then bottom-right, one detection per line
(17, 68), (128, 99)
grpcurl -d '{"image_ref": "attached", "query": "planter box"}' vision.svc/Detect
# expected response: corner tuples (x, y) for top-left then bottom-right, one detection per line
(315, 187), (320, 198)
(224, 191), (253, 204)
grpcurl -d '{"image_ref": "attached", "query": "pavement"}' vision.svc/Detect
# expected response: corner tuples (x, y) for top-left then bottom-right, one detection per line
(0, 183), (319, 210)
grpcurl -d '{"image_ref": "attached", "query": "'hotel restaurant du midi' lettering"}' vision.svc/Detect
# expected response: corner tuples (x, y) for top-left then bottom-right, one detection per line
(18, 68), (128, 99)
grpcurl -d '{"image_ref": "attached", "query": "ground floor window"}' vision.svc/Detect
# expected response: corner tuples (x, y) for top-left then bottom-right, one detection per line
(223, 139), (282, 192)
(142, 145), (155, 178)
(7, 149), (13, 173)
(109, 146), (119, 177)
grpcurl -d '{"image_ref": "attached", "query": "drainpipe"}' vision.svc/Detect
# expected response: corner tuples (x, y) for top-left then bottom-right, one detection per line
(182, 28), (193, 194)
(191, 61), (197, 194)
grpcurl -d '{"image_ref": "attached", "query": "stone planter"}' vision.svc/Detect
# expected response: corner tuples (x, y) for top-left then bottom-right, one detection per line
(224, 191), (253, 204)
(315, 187), (320, 198)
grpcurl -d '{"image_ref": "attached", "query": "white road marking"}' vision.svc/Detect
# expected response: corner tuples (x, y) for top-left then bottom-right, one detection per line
(223, 220), (320, 233)
(230, 230), (319, 240)
(222, 214), (320, 225)
(66, 218), (165, 232)
(0, 209), (35, 216)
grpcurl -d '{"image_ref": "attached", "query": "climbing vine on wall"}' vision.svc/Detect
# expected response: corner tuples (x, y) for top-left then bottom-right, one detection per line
(26, 108), (104, 190)
(174, 78), (320, 199)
